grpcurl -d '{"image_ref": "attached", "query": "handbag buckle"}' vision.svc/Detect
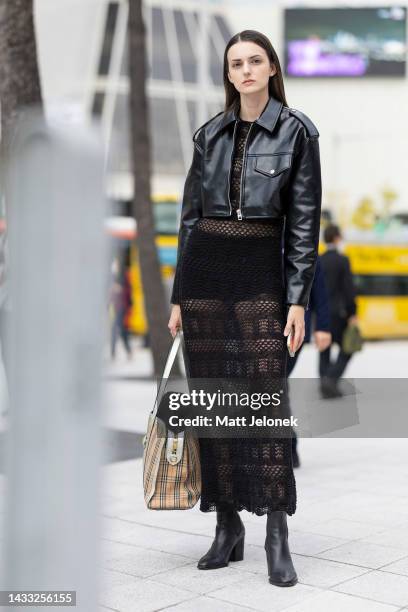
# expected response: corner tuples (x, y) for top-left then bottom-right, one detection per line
(169, 439), (178, 464)
(166, 433), (184, 464)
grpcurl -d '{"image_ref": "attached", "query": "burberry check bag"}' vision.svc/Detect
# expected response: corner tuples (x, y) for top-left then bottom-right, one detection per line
(142, 330), (201, 509)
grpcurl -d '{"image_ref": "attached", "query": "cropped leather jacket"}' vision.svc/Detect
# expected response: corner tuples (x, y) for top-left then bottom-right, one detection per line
(170, 95), (322, 309)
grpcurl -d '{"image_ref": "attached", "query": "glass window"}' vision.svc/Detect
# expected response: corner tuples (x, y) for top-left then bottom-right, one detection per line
(354, 274), (408, 296)
(107, 93), (131, 174)
(120, 40), (128, 77)
(209, 25), (223, 86)
(186, 100), (197, 136)
(97, 2), (119, 76)
(214, 14), (232, 44)
(174, 10), (197, 83)
(149, 97), (184, 175)
(91, 92), (105, 117)
(151, 7), (171, 80)
(153, 201), (179, 234)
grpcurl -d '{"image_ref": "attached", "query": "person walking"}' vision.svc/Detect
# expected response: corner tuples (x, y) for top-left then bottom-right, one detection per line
(286, 256), (331, 467)
(168, 30), (322, 586)
(109, 264), (132, 360)
(319, 224), (357, 397)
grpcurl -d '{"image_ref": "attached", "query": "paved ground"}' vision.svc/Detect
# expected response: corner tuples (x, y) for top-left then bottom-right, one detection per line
(100, 438), (408, 612)
(1, 338), (408, 611)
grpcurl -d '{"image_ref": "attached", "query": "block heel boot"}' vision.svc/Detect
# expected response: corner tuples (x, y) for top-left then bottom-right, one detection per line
(265, 511), (298, 586)
(197, 507), (245, 570)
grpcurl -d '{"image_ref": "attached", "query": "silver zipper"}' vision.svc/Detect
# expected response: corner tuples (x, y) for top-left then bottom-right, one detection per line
(227, 120), (238, 217)
(236, 122), (253, 221)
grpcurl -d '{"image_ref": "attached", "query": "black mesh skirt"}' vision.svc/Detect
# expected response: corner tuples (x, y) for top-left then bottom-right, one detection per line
(179, 216), (297, 516)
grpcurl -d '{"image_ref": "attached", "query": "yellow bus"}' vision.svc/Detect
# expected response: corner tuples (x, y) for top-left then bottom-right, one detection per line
(106, 195), (179, 336)
(319, 232), (408, 339)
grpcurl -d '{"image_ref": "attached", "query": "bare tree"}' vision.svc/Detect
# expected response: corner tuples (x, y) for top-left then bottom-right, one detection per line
(0, 0), (43, 348)
(127, 0), (177, 376)
(0, 0), (43, 144)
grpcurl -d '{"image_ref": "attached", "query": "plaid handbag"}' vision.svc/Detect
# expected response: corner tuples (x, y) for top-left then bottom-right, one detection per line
(142, 330), (201, 509)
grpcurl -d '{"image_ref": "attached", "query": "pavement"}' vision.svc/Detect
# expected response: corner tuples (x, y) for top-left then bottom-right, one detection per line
(2, 338), (408, 611)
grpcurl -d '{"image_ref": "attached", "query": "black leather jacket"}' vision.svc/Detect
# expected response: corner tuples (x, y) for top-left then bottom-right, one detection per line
(171, 95), (322, 309)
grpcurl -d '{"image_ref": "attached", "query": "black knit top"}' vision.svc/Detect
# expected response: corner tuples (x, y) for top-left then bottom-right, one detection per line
(229, 119), (253, 217)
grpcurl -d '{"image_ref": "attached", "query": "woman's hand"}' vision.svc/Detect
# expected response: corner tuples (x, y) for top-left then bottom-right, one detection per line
(283, 305), (305, 354)
(168, 304), (182, 338)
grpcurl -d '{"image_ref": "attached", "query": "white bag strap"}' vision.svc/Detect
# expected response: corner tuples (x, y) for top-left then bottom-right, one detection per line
(151, 330), (182, 419)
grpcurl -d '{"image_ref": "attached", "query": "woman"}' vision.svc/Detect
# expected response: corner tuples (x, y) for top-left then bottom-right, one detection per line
(168, 30), (321, 586)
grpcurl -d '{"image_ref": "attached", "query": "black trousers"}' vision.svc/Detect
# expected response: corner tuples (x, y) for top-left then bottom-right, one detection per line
(319, 344), (352, 381)
(319, 313), (353, 381)
(110, 307), (131, 358)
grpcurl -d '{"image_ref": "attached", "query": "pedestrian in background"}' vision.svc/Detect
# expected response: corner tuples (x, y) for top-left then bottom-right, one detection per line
(287, 256), (331, 466)
(109, 262), (132, 360)
(319, 224), (358, 397)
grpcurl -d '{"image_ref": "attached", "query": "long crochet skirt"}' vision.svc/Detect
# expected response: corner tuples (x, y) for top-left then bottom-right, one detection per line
(179, 216), (297, 516)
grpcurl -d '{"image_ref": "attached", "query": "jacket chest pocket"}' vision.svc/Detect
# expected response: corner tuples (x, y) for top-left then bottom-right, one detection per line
(253, 154), (292, 178)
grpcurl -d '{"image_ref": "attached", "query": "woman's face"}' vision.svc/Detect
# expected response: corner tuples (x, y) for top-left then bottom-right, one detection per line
(227, 41), (276, 95)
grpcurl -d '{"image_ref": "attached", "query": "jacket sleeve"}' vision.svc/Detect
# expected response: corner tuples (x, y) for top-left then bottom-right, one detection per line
(283, 129), (322, 309)
(170, 127), (205, 305)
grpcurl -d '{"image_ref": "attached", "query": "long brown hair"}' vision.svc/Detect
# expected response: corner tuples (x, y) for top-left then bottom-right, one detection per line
(223, 30), (288, 113)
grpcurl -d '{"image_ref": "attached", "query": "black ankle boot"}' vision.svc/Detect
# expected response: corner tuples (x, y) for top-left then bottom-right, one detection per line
(265, 511), (298, 586)
(197, 507), (245, 570)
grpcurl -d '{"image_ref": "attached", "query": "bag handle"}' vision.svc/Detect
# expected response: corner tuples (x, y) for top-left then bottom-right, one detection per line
(151, 330), (182, 418)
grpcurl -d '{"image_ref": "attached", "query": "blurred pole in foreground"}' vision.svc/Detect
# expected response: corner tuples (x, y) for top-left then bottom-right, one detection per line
(2, 110), (107, 612)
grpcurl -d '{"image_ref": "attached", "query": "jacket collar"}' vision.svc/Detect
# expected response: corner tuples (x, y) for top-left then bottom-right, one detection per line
(214, 95), (283, 136)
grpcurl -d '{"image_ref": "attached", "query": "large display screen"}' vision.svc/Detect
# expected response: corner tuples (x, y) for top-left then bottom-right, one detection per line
(284, 7), (407, 77)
